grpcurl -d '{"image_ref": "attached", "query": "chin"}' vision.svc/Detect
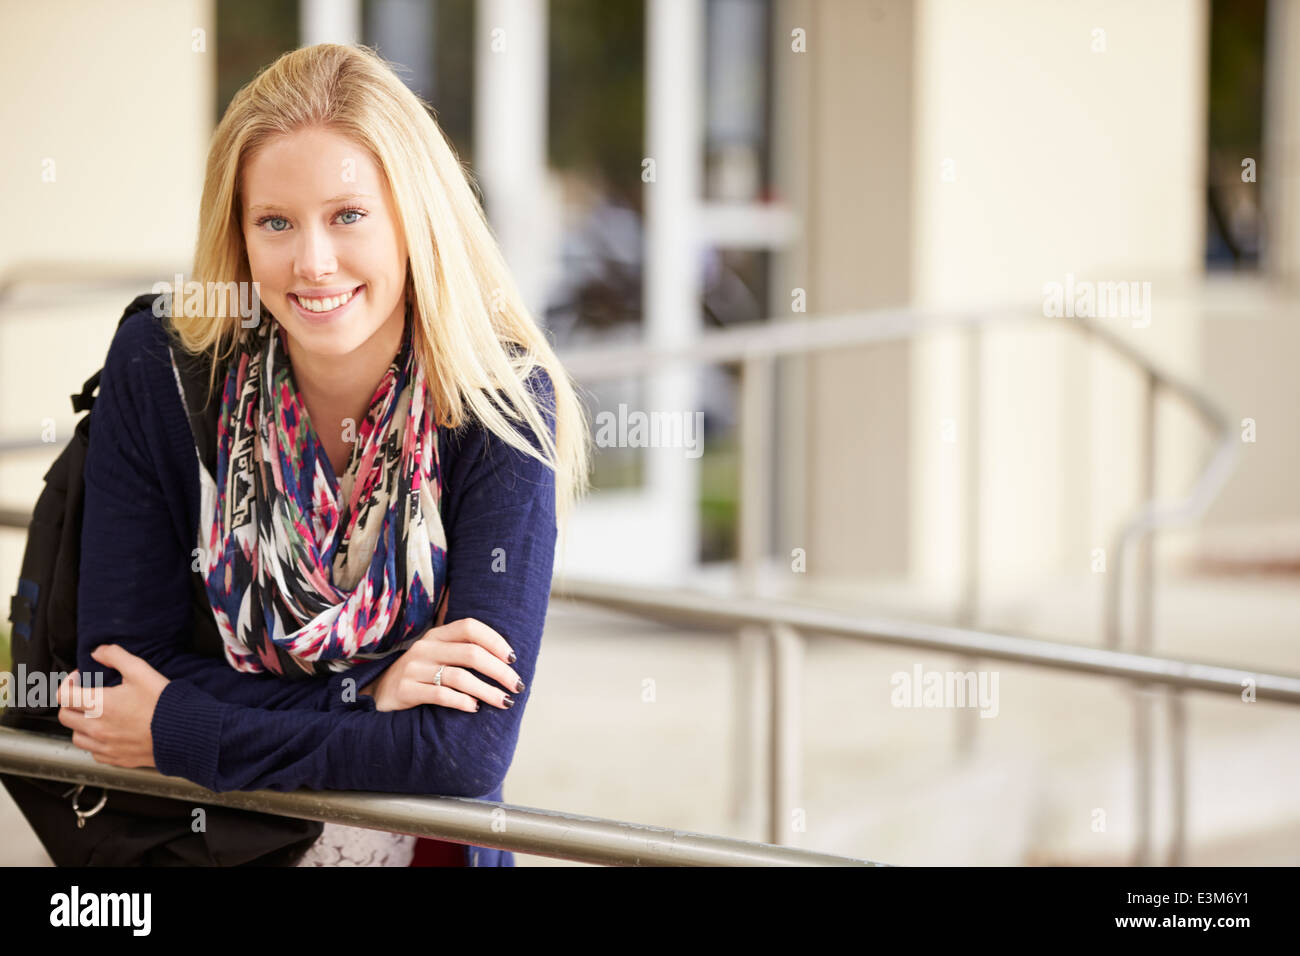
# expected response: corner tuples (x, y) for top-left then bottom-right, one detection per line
(283, 322), (371, 356)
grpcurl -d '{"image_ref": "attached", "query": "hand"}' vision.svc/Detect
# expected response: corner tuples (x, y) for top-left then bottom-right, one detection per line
(57, 644), (170, 768)
(360, 589), (524, 713)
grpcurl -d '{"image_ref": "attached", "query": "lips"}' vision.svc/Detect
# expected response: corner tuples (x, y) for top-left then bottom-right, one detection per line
(290, 284), (364, 314)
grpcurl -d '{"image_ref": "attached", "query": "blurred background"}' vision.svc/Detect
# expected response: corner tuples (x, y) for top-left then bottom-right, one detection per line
(1, 0), (1297, 866)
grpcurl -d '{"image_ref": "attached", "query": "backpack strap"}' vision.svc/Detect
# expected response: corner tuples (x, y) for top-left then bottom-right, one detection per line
(73, 291), (226, 474)
(70, 292), (166, 414)
(153, 301), (230, 660)
(164, 312), (225, 477)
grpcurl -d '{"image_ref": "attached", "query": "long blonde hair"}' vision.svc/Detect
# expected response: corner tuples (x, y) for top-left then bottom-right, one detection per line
(173, 42), (590, 551)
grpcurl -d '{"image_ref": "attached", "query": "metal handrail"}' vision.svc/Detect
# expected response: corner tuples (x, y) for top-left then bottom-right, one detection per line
(0, 727), (880, 867)
(560, 303), (1241, 642)
(0, 264), (182, 456)
(0, 262), (187, 311)
(558, 301), (1247, 866)
(559, 304), (1219, 412)
(552, 581), (1300, 704)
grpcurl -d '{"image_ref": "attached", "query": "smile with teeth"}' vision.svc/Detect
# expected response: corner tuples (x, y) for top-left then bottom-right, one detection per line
(292, 285), (362, 313)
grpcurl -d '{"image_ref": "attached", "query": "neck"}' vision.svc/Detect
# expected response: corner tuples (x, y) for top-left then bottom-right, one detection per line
(283, 304), (408, 444)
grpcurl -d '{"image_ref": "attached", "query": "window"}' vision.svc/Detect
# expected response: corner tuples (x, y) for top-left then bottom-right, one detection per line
(1205, 0), (1268, 269)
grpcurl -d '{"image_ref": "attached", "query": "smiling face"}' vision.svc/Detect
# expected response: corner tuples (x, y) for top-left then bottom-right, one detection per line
(240, 125), (408, 364)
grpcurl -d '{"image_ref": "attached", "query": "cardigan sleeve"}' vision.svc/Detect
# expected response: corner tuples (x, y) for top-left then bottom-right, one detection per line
(76, 312), (349, 712)
(148, 366), (560, 796)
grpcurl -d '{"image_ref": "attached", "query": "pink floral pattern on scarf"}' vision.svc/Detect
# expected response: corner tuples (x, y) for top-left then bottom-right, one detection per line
(191, 309), (446, 677)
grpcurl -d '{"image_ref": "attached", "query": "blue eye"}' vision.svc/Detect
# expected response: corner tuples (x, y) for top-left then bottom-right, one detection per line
(252, 207), (367, 232)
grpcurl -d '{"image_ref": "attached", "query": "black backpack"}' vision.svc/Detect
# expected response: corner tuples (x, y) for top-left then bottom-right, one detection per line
(1, 292), (323, 865)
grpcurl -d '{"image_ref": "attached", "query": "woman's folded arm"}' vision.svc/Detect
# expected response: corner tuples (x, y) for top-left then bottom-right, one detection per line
(75, 313), (360, 713)
(149, 376), (559, 796)
(152, 674), (501, 797)
(79, 319), (559, 796)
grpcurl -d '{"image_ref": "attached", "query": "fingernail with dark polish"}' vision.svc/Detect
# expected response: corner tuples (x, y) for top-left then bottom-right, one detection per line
(508, 651), (517, 664)
(502, 695), (514, 708)
(515, 680), (525, 693)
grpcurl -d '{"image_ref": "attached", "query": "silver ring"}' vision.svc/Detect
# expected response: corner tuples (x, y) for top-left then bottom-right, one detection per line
(433, 665), (445, 687)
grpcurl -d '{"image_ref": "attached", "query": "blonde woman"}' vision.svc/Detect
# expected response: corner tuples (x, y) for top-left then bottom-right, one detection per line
(55, 43), (590, 867)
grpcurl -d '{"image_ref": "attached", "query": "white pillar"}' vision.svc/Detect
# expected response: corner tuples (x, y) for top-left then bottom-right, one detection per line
(300, 0), (361, 46)
(1264, 0), (1300, 282)
(644, 0), (704, 583)
(475, 0), (550, 314)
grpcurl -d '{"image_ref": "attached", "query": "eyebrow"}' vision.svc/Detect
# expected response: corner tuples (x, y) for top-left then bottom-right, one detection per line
(246, 193), (376, 214)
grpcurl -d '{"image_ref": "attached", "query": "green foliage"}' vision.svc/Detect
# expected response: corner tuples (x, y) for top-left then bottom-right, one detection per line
(699, 432), (737, 563)
(1207, 0), (1267, 150)
(215, 0), (299, 121)
(591, 442), (643, 491)
(548, 0), (646, 209)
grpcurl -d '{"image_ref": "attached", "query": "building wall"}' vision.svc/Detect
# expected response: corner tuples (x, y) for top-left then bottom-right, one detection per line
(785, 0), (915, 583)
(906, 0), (1210, 613)
(0, 0), (213, 272)
(0, 0), (215, 604)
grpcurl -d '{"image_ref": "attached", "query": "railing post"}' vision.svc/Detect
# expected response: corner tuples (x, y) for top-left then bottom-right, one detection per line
(1169, 688), (1187, 866)
(735, 353), (777, 837)
(959, 321), (982, 628)
(956, 322), (982, 759)
(731, 624), (767, 829)
(1135, 371), (1157, 655)
(732, 353), (776, 832)
(738, 352), (774, 595)
(1133, 681), (1155, 866)
(1131, 370), (1158, 866)
(768, 622), (803, 846)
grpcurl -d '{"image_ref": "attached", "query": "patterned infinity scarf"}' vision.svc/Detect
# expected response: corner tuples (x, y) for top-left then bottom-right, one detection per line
(187, 306), (447, 677)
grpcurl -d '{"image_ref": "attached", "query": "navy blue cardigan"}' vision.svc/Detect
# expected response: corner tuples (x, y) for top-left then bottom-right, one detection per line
(74, 306), (558, 867)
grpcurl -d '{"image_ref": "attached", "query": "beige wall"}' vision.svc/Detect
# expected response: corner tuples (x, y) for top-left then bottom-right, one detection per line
(790, 0), (1217, 616)
(1264, 0), (1300, 286)
(0, 0), (214, 271)
(0, 0), (215, 599)
(782, 0), (915, 581)
(907, 0), (1209, 610)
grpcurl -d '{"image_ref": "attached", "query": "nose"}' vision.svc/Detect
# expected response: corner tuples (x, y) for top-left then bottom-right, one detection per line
(293, 223), (337, 283)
